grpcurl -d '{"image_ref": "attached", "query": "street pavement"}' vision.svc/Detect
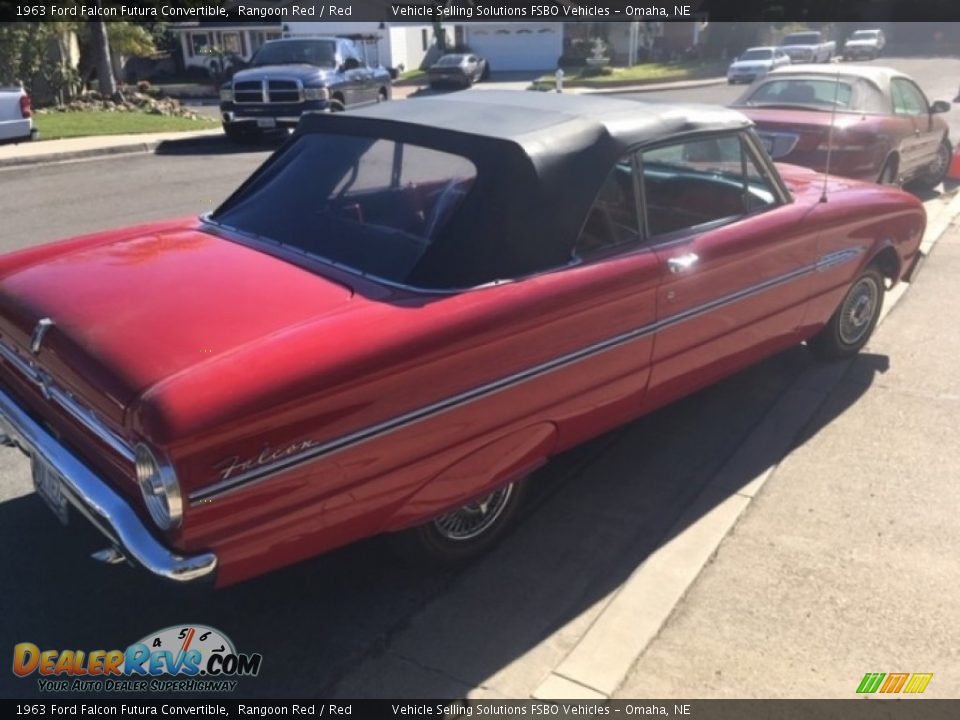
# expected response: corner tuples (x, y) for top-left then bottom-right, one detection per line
(0, 56), (959, 701)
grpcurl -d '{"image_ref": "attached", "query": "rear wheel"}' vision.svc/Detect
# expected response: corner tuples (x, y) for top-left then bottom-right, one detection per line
(394, 480), (526, 565)
(808, 267), (885, 360)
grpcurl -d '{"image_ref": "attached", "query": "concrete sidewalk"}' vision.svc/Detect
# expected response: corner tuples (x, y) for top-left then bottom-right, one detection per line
(612, 224), (960, 699)
(0, 128), (223, 169)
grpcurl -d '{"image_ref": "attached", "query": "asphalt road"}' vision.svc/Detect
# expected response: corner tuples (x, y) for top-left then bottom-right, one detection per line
(0, 55), (957, 699)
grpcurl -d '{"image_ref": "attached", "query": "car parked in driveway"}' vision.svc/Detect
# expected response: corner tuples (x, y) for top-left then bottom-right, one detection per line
(779, 31), (836, 64)
(0, 92), (925, 587)
(219, 36), (391, 142)
(732, 65), (952, 188)
(727, 47), (791, 85)
(842, 29), (885, 60)
(0, 84), (36, 144)
(427, 53), (490, 88)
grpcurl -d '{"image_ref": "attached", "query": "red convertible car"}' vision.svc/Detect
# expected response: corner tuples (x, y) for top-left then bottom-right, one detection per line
(0, 92), (925, 587)
(733, 65), (951, 188)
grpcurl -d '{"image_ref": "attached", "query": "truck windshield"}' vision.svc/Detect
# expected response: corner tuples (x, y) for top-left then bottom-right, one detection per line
(211, 134), (478, 284)
(782, 33), (820, 44)
(252, 40), (337, 68)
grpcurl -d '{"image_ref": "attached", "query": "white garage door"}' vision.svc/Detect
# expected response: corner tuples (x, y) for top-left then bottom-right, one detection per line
(466, 24), (562, 71)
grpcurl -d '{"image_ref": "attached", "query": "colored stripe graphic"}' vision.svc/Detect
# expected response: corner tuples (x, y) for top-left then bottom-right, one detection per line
(857, 673), (886, 694)
(903, 673), (933, 694)
(880, 673), (909, 693)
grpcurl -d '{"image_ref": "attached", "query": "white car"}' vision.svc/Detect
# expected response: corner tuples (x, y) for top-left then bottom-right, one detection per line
(727, 47), (791, 85)
(0, 84), (36, 143)
(843, 29), (885, 60)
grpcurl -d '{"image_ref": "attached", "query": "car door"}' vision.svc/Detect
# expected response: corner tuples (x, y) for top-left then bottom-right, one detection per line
(891, 77), (943, 176)
(642, 131), (821, 405)
(890, 77), (938, 178)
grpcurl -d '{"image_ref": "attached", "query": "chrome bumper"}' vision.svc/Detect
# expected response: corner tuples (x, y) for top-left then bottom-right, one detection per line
(0, 388), (217, 583)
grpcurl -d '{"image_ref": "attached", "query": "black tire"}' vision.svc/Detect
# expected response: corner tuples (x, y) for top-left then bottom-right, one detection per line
(808, 267), (885, 360)
(377, 88), (388, 103)
(223, 123), (258, 144)
(877, 157), (898, 185)
(913, 139), (951, 192)
(480, 62), (491, 81)
(393, 480), (527, 566)
(329, 97), (345, 112)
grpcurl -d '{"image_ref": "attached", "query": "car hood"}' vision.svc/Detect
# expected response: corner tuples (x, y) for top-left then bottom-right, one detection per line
(232, 64), (336, 84)
(0, 220), (353, 423)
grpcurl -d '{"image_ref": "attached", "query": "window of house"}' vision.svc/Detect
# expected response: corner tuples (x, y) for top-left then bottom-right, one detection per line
(190, 33), (211, 57)
(574, 157), (641, 259)
(641, 134), (778, 238)
(222, 32), (242, 55)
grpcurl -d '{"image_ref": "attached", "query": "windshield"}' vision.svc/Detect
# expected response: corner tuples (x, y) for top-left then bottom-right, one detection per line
(740, 49), (773, 61)
(436, 55), (466, 66)
(782, 33), (821, 45)
(851, 31), (879, 40)
(739, 78), (854, 110)
(212, 135), (477, 283)
(252, 40), (337, 68)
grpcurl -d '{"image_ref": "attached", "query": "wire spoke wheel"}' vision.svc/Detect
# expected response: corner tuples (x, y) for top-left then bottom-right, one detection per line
(431, 485), (515, 542)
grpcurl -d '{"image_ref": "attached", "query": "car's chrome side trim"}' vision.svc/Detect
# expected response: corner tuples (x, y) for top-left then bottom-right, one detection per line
(189, 250), (863, 503)
(0, 387), (217, 583)
(0, 340), (135, 463)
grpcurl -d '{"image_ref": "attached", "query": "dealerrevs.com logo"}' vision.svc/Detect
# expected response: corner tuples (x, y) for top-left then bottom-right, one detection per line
(13, 625), (262, 693)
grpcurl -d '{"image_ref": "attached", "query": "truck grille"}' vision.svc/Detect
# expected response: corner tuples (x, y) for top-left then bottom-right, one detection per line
(232, 78), (304, 105)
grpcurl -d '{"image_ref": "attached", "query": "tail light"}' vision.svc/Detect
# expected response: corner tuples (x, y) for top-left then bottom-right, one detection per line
(19, 94), (32, 119)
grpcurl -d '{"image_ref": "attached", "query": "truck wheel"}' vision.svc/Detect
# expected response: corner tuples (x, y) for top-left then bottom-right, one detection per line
(394, 480), (527, 566)
(330, 97), (345, 112)
(808, 267), (884, 360)
(223, 123), (257, 144)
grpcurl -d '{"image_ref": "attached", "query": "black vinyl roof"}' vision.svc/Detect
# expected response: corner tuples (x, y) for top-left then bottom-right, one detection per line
(237, 92), (755, 289)
(301, 89), (752, 160)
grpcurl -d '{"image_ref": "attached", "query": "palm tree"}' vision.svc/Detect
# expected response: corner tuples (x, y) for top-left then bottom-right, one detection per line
(89, 4), (118, 99)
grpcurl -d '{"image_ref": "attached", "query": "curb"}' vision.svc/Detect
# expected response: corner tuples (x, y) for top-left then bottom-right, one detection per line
(0, 130), (224, 170)
(532, 187), (960, 700)
(572, 76), (727, 95)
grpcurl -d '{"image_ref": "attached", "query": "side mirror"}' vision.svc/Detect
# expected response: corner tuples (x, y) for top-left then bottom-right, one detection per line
(931, 100), (951, 114)
(341, 57), (361, 72)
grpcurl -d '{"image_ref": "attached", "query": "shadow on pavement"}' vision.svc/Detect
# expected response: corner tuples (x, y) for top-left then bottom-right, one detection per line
(155, 133), (286, 157)
(0, 348), (887, 699)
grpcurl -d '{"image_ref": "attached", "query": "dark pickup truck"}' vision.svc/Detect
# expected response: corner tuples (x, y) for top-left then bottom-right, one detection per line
(220, 36), (392, 141)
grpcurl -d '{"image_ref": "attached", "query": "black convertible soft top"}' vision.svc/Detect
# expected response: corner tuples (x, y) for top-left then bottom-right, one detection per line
(221, 91), (753, 289)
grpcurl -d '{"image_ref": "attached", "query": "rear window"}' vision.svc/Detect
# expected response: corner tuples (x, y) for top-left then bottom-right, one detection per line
(212, 135), (477, 283)
(740, 78), (854, 109)
(436, 55), (465, 66)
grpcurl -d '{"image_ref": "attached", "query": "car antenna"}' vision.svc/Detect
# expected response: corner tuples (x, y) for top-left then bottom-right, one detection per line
(820, 65), (843, 203)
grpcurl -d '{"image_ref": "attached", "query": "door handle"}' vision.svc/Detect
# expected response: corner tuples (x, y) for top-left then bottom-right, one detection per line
(667, 253), (699, 274)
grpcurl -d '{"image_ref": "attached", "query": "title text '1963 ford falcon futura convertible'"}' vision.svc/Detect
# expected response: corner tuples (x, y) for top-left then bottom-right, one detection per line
(0, 92), (925, 587)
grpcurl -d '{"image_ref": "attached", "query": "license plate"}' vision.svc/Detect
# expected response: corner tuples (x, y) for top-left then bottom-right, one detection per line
(32, 455), (68, 525)
(256, 118), (277, 129)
